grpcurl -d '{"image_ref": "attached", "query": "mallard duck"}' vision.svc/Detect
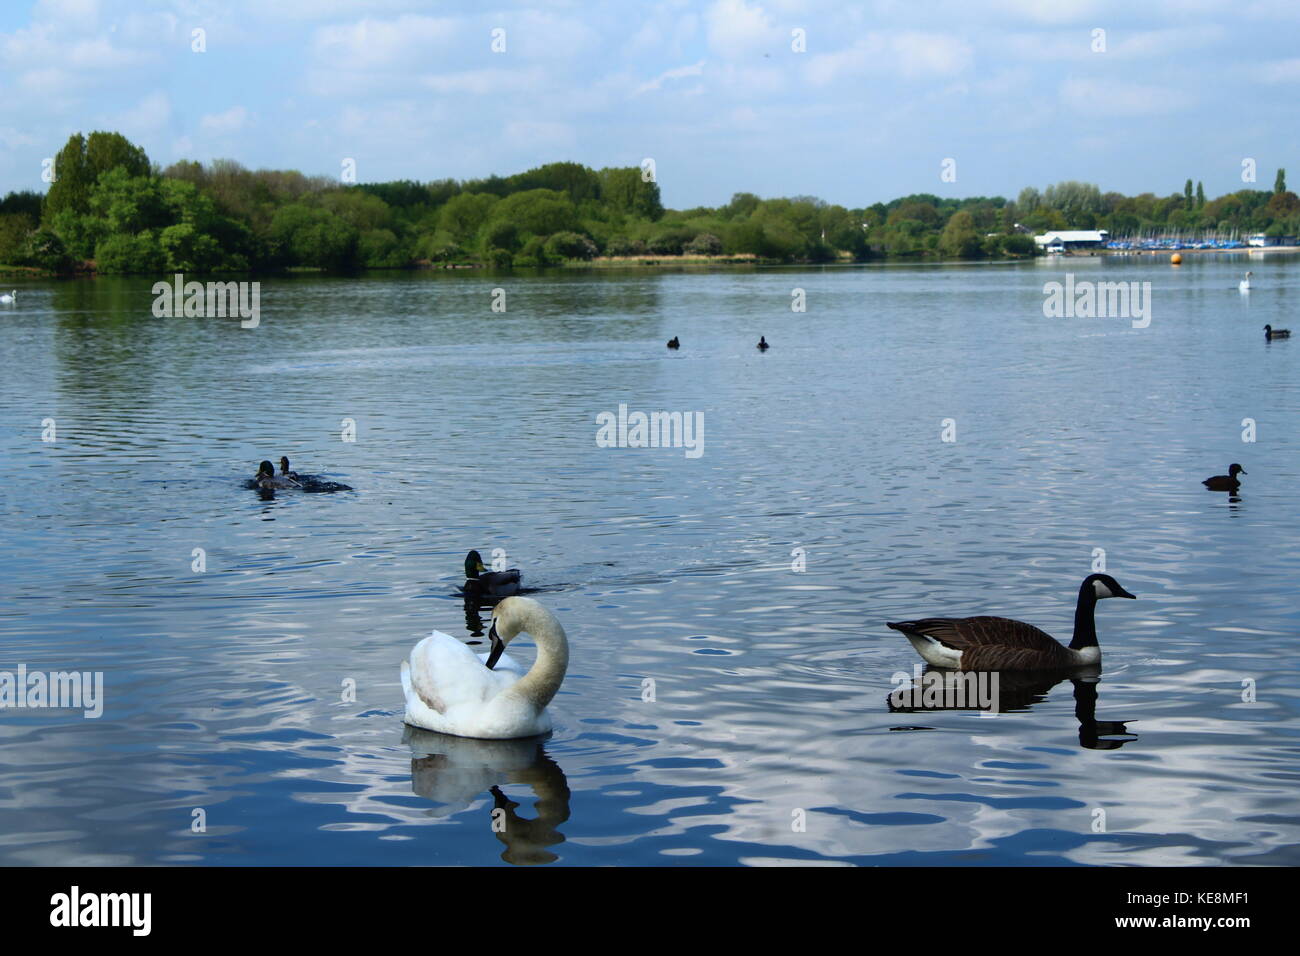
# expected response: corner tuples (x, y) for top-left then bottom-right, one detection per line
(887, 573), (1136, 671)
(464, 550), (522, 597)
(1264, 324), (1291, 341)
(400, 597), (569, 738)
(254, 459), (300, 490)
(278, 456), (301, 480)
(667, 336), (680, 349)
(757, 336), (769, 351)
(1203, 463), (1246, 491)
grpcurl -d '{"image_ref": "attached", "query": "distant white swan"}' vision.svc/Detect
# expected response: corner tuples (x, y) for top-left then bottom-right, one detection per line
(1239, 271), (1252, 293)
(401, 596), (568, 739)
(0, 290), (15, 305)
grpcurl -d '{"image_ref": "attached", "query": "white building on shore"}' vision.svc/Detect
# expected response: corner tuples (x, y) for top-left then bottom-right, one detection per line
(1033, 230), (1108, 253)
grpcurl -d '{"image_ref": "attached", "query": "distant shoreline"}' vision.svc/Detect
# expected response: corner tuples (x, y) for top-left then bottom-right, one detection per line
(1095, 245), (1300, 257)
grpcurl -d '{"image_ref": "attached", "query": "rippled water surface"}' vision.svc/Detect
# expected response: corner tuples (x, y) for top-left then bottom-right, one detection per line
(1, 257), (1298, 865)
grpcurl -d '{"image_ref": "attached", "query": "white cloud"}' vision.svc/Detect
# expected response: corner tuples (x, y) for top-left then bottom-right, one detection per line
(806, 31), (972, 85)
(635, 60), (706, 95)
(1257, 58), (1300, 83)
(706, 0), (783, 58)
(312, 15), (458, 70)
(199, 106), (249, 134)
(113, 91), (171, 135)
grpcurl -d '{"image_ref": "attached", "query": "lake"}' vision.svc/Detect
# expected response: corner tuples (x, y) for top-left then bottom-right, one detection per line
(1, 254), (1297, 866)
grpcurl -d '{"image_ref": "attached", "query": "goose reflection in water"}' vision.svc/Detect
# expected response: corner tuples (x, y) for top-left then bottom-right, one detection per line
(887, 665), (1138, 750)
(403, 726), (571, 865)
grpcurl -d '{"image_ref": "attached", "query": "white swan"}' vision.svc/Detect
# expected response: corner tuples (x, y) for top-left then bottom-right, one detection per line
(0, 290), (15, 305)
(401, 596), (568, 739)
(1239, 271), (1252, 293)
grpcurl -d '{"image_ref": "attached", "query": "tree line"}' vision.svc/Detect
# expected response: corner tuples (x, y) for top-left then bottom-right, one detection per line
(1, 131), (1297, 275)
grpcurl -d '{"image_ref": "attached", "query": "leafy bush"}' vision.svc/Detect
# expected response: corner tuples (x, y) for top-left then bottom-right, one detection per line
(544, 231), (597, 260)
(605, 236), (646, 256)
(684, 232), (722, 256)
(94, 232), (164, 274)
(24, 228), (71, 272)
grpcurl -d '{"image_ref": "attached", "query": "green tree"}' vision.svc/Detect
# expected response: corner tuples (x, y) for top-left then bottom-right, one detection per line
(685, 232), (722, 255)
(44, 131), (150, 222)
(1275, 168), (1287, 194)
(94, 232), (164, 274)
(159, 222), (223, 272)
(24, 228), (71, 272)
(437, 193), (498, 242)
(938, 211), (983, 258)
(597, 167), (664, 220)
(0, 213), (34, 264)
(544, 231), (597, 260)
(486, 189), (578, 238)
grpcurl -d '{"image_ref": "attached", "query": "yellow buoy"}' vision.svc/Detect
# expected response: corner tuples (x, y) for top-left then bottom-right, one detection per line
(1171, 253), (1182, 265)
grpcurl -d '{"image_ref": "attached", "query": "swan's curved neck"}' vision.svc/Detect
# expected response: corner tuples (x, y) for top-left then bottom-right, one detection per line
(508, 608), (569, 710)
(1070, 584), (1099, 649)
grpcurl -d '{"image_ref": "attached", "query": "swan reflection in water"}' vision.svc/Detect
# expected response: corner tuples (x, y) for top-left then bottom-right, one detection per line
(887, 665), (1138, 750)
(403, 725), (572, 865)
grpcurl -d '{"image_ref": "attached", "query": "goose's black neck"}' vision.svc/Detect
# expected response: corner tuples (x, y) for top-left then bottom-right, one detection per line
(1070, 582), (1099, 649)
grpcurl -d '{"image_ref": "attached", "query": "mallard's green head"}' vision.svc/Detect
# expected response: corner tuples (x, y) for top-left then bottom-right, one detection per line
(465, 550), (487, 578)
(257, 460), (275, 479)
(279, 456), (291, 474)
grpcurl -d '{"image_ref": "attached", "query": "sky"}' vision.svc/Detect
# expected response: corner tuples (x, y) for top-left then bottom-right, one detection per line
(1, 0), (1297, 210)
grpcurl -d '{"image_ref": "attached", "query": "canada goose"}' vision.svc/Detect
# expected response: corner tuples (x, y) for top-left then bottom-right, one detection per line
(1264, 324), (1291, 341)
(254, 459), (301, 490)
(667, 336), (680, 349)
(1239, 271), (1252, 293)
(1203, 463), (1246, 491)
(757, 336), (769, 351)
(886, 573), (1136, 671)
(464, 549), (521, 598)
(400, 596), (569, 738)
(0, 290), (14, 304)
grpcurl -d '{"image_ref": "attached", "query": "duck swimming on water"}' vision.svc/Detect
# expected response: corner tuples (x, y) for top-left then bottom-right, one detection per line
(464, 550), (522, 598)
(667, 336), (680, 349)
(1264, 324), (1291, 341)
(1203, 463), (1246, 491)
(255, 460), (301, 490)
(757, 336), (769, 351)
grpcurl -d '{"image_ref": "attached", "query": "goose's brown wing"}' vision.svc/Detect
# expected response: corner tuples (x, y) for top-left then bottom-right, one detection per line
(888, 616), (1072, 670)
(888, 616), (1056, 649)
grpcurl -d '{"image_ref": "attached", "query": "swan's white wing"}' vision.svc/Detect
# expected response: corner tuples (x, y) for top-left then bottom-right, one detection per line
(403, 630), (523, 729)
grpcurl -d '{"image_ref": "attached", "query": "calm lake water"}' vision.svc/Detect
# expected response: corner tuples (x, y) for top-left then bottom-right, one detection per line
(1, 255), (1297, 866)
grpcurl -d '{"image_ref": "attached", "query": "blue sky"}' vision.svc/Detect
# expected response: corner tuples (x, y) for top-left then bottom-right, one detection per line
(1, 0), (1297, 209)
